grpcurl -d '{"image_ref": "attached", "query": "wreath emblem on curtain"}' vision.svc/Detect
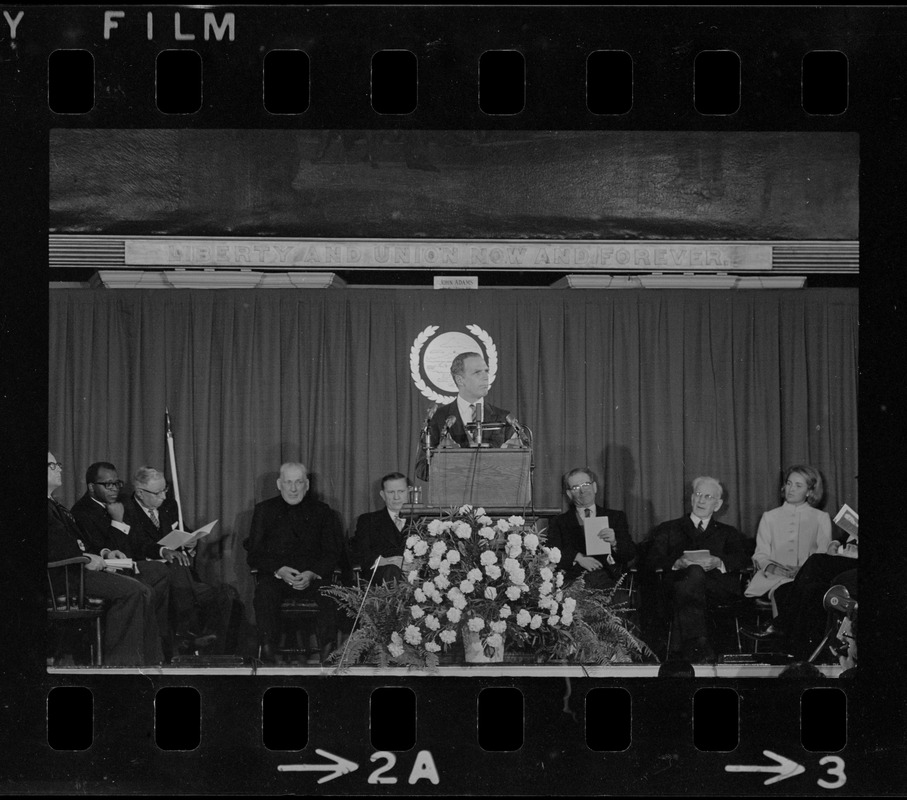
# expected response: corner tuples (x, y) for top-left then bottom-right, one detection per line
(410, 324), (498, 404)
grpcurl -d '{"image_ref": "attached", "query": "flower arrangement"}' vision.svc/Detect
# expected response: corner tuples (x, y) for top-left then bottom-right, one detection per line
(326, 505), (651, 670)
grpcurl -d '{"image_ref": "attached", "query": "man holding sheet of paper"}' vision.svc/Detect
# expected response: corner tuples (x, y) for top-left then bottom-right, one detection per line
(545, 467), (636, 592)
(647, 475), (748, 663)
(120, 466), (239, 656)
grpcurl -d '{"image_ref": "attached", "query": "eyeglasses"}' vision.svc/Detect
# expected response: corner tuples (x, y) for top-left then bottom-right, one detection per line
(568, 482), (594, 492)
(48, 461), (63, 471)
(93, 480), (124, 490)
(693, 491), (719, 502)
(138, 486), (168, 498)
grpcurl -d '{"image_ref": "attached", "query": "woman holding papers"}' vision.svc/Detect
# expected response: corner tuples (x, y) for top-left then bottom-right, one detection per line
(744, 465), (832, 615)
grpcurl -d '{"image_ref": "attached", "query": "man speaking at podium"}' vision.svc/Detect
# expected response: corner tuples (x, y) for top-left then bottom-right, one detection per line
(416, 352), (518, 480)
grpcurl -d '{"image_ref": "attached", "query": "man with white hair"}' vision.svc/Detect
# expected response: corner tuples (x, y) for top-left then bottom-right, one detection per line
(245, 462), (344, 664)
(121, 466), (239, 656)
(647, 476), (748, 663)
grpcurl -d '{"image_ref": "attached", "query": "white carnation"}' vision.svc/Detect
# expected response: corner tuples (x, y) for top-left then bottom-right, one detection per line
(496, 519), (512, 533)
(428, 557), (442, 570)
(539, 581), (553, 595)
(425, 641), (441, 653)
(546, 546), (562, 564)
(467, 617), (485, 632)
(539, 567), (554, 581)
(563, 597), (577, 612)
(454, 521), (472, 539)
(433, 574), (450, 590)
(478, 515), (493, 526)
(498, 604), (512, 619)
(403, 550), (414, 563)
(480, 550), (497, 566)
(445, 550), (461, 565)
(427, 519), (444, 535)
(424, 614), (440, 631)
(414, 588), (427, 603)
(404, 624), (422, 645)
(478, 526), (496, 540)
(516, 609), (532, 627)
(484, 586), (497, 601)
(467, 568), (483, 583)
(505, 585), (521, 601)
(446, 607), (462, 624)
(410, 604), (425, 619)
(486, 633), (503, 649)
(413, 540), (428, 556)
(459, 580), (475, 594)
(508, 515), (525, 526)
(439, 629), (457, 644)
(485, 564), (502, 580)
(523, 533), (539, 551)
(406, 535), (420, 548)
(458, 504), (473, 515)
(503, 557), (520, 574)
(431, 540), (447, 557)
(561, 612), (573, 626)
(474, 507), (486, 517)
(529, 614), (543, 630)
(388, 642), (404, 658)
(491, 620), (507, 633)
(548, 615), (561, 626)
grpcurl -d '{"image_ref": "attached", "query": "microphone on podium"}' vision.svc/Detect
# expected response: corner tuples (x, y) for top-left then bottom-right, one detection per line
(505, 413), (530, 447)
(438, 416), (459, 448)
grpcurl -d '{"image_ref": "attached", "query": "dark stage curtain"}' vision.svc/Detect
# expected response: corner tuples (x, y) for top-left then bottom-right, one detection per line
(49, 288), (858, 614)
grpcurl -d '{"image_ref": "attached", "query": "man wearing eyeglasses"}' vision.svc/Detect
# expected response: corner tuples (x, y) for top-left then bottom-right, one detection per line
(646, 475), (748, 663)
(71, 462), (173, 650)
(47, 453), (163, 665)
(121, 466), (238, 656)
(545, 467), (636, 591)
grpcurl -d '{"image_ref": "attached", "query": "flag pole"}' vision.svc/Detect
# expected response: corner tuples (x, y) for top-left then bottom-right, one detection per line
(165, 407), (185, 532)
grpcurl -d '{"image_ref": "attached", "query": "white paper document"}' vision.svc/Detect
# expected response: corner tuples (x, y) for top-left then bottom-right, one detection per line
(583, 516), (612, 557)
(157, 519), (219, 550)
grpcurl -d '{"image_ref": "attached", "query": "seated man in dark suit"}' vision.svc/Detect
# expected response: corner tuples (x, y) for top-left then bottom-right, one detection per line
(646, 475), (748, 663)
(70, 461), (172, 649)
(415, 351), (517, 480)
(353, 472), (412, 585)
(545, 467), (636, 592)
(119, 466), (239, 655)
(245, 462), (343, 664)
(47, 452), (162, 666)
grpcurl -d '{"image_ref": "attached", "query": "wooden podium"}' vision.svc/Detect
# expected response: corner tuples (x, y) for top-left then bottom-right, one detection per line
(427, 447), (532, 508)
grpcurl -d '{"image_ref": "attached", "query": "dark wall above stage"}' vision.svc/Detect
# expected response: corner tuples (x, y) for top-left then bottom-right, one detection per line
(50, 131), (858, 241)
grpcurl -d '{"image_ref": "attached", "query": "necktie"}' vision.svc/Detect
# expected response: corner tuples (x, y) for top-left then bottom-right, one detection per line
(149, 508), (160, 529)
(394, 514), (405, 531)
(469, 403), (476, 423)
(697, 519), (704, 532)
(584, 508), (592, 518)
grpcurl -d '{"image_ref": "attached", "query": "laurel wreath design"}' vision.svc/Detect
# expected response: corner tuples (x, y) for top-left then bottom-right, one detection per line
(410, 323), (498, 404)
(466, 324), (497, 387)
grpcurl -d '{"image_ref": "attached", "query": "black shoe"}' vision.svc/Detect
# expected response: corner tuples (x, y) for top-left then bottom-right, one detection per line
(742, 623), (784, 640)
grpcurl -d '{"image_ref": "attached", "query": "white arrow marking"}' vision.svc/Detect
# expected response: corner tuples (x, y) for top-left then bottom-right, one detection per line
(725, 750), (805, 785)
(278, 749), (360, 784)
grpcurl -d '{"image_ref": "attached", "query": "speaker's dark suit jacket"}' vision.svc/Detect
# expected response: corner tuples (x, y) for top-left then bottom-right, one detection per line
(646, 516), (747, 573)
(416, 399), (513, 480)
(545, 504), (636, 581)
(353, 507), (406, 572)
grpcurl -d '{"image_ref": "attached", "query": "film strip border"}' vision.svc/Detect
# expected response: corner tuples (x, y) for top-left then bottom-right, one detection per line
(40, 677), (857, 794)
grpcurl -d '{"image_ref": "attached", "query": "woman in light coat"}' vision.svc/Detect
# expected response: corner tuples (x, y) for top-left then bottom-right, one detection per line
(744, 465), (832, 616)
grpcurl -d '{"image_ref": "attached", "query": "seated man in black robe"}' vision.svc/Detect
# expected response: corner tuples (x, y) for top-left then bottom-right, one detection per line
(246, 462), (343, 664)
